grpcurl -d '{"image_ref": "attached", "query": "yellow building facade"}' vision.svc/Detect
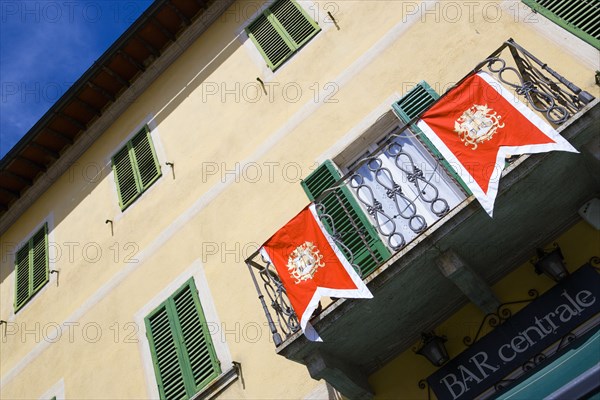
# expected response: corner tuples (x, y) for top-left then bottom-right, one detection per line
(0, 1), (598, 399)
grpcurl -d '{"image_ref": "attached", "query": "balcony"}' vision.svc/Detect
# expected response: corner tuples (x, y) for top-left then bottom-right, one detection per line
(245, 39), (599, 399)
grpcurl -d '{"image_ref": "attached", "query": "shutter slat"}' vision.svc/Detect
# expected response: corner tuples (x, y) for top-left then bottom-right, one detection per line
(112, 126), (161, 210)
(15, 246), (30, 308)
(147, 306), (187, 400)
(173, 285), (220, 389)
(113, 145), (139, 208)
(14, 224), (48, 311)
(146, 281), (221, 399)
(31, 227), (48, 291)
(248, 13), (292, 68)
(246, 0), (320, 70)
(523, 0), (599, 48)
(131, 128), (161, 189)
(395, 85), (435, 121)
(271, 0), (319, 47)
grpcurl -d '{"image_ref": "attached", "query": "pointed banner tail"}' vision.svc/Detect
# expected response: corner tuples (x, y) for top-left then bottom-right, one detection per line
(261, 204), (372, 341)
(416, 72), (578, 216)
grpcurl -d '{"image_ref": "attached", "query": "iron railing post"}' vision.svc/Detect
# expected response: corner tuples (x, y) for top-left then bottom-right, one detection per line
(506, 39), (595, 105)
(245, 260), (282, 346)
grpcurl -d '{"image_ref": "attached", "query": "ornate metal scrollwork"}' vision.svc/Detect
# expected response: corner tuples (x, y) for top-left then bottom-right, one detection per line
(555, 332), (577, 354)
(257, 252), (300, 337)
(484, 57), (569, 125)
(245, 253), (300, 346)
(590, 256), (600, 271)
(493, 330), (578, 394)
(463, 289), (539, 347)
(418, 379), (432, 400)
(315, 200), (365, 277)
(349, 172), (406, 251)
(347, 139), (452, 252)
(388, 142), (450, 217)
(481, 40), (594, 126)
(522, 353), (547, 372)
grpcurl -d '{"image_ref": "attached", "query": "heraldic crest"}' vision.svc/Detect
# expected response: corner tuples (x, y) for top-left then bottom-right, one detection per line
(454, 104), (505, 150)
(287, 241), (325, 284)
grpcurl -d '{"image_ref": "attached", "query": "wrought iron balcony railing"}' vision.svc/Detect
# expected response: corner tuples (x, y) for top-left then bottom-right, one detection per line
(245, 39), (595, 347)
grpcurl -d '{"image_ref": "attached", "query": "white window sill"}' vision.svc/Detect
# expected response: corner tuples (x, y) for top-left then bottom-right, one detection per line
(191, 363), (241, 400)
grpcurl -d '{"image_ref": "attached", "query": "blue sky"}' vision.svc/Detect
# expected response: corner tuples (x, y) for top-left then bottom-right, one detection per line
(0, 0), (153, 158)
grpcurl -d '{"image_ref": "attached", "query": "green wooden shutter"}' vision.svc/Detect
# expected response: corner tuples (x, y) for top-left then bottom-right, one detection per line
(113, 145), (139, 209)
(131, 127), (161, 190)
(146, 304), (188, 400)
(270, 0), (320, 48)
(146, 280), (220, 400)
(246, 0), (320, 70)
(14, 245), (30, 310)
(14, 223), (48, 311)
(247, 13), (293, 70)
(522, 0), (599, 49)
(172, 283), (220, 391)
(301, 161), (391, 277)
(112, 126), (161, 210)
(31, 224), (49, 292)
(392, 81), (471, 195)
(393, 81), (440, 122)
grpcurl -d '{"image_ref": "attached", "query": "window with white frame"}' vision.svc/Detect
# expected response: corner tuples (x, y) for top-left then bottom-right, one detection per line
(14, 223), (49, 311)
(144, 278), (221, 400)
(246, 0), (321, 70)
(112, 126), (161, 211)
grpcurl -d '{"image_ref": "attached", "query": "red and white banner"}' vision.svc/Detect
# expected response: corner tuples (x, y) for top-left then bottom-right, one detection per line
(261, 204), (372, 341)
(417, 72), (578, 216)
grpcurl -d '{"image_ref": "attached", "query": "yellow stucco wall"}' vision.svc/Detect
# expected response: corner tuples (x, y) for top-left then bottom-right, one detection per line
(0, 0), (598, 399)
(369, 220), (600, 399)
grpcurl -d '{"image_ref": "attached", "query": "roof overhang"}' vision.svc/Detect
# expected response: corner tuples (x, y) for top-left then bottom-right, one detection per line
(0, 0), (236, 234)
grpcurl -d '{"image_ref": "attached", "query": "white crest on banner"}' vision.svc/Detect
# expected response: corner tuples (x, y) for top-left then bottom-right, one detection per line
(287, 241), (325, 284)
(454, 104), (505, 150)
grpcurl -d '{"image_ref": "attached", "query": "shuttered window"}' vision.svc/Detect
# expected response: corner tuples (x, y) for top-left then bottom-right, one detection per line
(301, 160), (391, 277)
(522, 0), (599, 49)
(246, 0), (320, 70)
(145, 279), (221, 400)
(392, 81), (471, 195)
(14, 223), (49, 311)
(112, 126), (161, 210)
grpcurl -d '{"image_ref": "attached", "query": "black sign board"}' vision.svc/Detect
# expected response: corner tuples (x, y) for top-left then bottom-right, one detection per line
(428, 264), (600, 400)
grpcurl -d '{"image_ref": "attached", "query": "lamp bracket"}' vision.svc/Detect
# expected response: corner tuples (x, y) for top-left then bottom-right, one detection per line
(463, 289), (539, 347)
(418, 379), (432, 400)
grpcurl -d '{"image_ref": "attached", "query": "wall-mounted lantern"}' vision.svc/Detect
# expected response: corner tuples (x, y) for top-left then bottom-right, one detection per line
(532, 244), (569, 282)
(414, 331), (449, 367)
